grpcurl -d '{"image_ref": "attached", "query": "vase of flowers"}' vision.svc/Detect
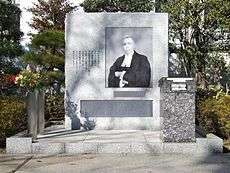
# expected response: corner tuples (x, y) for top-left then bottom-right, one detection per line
(15, 70), (46, 92)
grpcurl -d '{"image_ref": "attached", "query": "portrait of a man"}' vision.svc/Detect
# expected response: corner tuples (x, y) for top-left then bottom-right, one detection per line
(108, 35), (151, 88)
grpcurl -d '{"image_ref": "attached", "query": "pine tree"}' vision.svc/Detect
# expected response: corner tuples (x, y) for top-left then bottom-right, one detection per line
(28, 0), (73, 32)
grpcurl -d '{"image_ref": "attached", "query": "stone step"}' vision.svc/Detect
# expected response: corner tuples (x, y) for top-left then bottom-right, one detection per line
(7, 131), (223, 155)
(65, 142), (163, 154)
(31, 141), (164, 154)
(33, 130), (162, 154)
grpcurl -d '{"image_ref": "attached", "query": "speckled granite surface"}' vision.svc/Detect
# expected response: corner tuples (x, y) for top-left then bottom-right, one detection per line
(159, 78), (196, 142)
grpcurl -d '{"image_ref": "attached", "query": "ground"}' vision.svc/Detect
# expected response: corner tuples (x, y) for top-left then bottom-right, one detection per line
(0, 153), (229, 173)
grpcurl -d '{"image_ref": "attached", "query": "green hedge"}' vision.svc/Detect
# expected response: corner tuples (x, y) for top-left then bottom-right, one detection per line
(0, 96), (27, 147)
(45, 93), (65, 121)
(196, 88), (230, 139)
(0, 93), (65, 147)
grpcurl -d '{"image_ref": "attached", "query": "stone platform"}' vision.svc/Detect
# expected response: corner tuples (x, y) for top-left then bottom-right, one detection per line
(6, 126), (223, 155)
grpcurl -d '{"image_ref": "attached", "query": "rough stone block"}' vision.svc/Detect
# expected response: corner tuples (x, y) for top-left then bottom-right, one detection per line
(31, 142), (40, 153)
(32, 142), (64, 154)
(97, 143), (132, 153)
(132, 142), (163, 153)
(6, 137), (32, 154)
(83, 142), (99, 153)
(196, 134), (223, 154)
(163, 143), (196, 154)
(65, 142), (98, 154)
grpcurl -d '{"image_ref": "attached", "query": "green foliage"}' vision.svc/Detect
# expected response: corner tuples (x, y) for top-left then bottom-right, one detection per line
(46, 71), (64, 86)
(160, 0), (230, 85)
(28, 0), (73, 32)
(23, 50), (64, 71)
(0, 96), (27, 147)
(204, 53), (230, 87)
(31, 30), (65, 49)
(196, 86), (217, 101)
(0, 1), (23, 74)
(45, 93), (65, 121)
(15, 69), (64, 92)
(196, 88), (230, 139)
(23, 30), (65, 70)
(22, 51), (42, 65)
(0, 40), (23, 58)
(42, 53), (64, 70)
(24, 1), (69, 89)
(81, 0), (154, 12)
(22, 30), (65, 90)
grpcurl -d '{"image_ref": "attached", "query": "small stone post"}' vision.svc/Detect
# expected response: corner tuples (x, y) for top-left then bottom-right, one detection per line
(159, 77), (196, 142)
(37, 90), (45, 134)
(27, 90), (38, 141)
(27, 90), (45, 140)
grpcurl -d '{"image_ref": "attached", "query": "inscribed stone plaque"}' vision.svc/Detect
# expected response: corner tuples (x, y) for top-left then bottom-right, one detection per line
(81, 100), (153, 117)
(72, 50), (101, 73)
(171, 83), (187, 91)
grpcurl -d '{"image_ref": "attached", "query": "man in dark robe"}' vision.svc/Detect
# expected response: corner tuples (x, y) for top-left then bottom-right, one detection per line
(108, 36), (151, 87)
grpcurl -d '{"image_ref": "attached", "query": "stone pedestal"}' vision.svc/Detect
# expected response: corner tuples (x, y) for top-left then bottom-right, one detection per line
(159, 77), (196, 142)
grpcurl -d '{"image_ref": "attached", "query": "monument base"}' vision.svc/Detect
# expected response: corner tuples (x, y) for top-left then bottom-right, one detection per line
(6, 125), (223, 155)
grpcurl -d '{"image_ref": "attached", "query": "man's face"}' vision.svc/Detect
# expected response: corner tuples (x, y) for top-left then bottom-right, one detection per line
(123, 37), (134, 54)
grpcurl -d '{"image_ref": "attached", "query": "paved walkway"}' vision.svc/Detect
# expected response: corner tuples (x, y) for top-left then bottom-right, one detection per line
(37, 129), (161, 143)
(0, 153), (229, 173)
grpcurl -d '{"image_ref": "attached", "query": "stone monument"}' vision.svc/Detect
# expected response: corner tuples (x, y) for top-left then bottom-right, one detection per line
(6, 11), (223, 155)
(65, 12), (168, 130)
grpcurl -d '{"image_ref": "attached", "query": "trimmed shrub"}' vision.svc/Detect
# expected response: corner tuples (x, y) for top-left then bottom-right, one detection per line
(45, 93), (65, 121)
(196, 88), (230, 139)
(0, 96), (27, 147)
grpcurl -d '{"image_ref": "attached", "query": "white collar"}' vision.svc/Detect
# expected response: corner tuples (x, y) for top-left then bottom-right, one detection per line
(121, 51), (134, 67)
(124, 50), (134, 57)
